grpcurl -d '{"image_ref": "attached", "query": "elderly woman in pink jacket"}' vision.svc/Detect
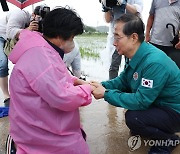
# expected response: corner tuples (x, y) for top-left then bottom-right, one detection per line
(8, 7), (95, 154)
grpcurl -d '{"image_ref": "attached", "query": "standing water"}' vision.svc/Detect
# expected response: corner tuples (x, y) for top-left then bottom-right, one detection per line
(75, 33), (125, 82)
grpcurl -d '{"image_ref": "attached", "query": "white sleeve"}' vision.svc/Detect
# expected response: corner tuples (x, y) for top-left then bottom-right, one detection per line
(71, 46), (81, 78)
(6, 10), (30, 39)
(130, 0), (144, 14)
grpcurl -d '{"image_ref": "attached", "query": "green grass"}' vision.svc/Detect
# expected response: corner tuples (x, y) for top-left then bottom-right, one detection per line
(79, 47), (100, 59)
(80, 32), (108, 37)
(75, 34), (107, 60)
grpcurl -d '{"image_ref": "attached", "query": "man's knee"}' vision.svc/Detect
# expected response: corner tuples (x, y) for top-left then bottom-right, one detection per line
(125, 110), (143, 130)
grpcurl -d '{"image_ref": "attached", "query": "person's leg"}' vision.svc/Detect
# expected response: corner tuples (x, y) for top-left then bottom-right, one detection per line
(166, 48), (180, 68)
(109, 50), (122, 79)
(125, 106), (180, 153)
(0, 37), (10, 105)
(150, 43), (180, 68)
(6, 135), (16, 154)
(0, 77), (9, 98)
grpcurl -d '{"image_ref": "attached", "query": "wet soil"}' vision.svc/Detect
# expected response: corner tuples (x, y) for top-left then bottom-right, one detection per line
(1, 98), (179, 154)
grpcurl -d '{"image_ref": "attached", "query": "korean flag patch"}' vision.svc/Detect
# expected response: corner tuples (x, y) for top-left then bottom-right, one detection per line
(141, 78), (153, 88)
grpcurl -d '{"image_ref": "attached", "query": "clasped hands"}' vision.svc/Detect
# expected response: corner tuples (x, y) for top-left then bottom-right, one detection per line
(74, 78), (105, 99)
(90, 81), (106, 99)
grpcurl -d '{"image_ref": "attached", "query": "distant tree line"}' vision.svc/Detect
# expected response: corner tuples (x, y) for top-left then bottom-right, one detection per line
(84, 25), (108, 33)
(84, 26), (97, 33)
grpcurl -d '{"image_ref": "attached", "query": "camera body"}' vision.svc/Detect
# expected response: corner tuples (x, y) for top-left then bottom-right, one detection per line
(99, 0), (121, 8)
(33, 4), (50, 32)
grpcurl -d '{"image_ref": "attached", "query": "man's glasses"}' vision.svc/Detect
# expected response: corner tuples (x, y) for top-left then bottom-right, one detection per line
(114, 36), (126, 42)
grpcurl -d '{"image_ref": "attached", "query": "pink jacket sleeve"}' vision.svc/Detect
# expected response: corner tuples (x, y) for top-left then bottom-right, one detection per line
(30, 65), (92, 111)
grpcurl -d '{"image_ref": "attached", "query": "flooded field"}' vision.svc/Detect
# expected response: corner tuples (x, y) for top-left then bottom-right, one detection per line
(75, 33), (109, 81)
(75, 33), (125, 82)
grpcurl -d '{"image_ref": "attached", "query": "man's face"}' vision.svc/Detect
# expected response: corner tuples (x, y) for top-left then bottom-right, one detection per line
(113, 22), (132, 56)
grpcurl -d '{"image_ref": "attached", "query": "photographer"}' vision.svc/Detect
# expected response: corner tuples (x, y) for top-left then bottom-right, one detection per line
(30, 4), (50, 33)
(0, 9), (31, 107)
(63, 41), (82, 78)
(100, 0), (143, 79)
(0, 5), (50, 107)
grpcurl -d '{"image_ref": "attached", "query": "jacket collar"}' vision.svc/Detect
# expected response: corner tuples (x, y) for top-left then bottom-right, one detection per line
(129, 41), (149, 70)
(45, 39), (64, 59)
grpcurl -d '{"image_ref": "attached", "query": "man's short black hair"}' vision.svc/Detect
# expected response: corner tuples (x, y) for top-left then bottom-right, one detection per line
(115, 14), (145, 42)
(42, 7), (84, 40)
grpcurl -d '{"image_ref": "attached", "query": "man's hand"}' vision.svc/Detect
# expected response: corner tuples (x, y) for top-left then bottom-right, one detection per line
(74, 79), (96, 92)
(90, 81), (101, 87)
(90, 85), (97, 92)
(27, 20), (39, 31)
(90, 81), (106, 99)
(175, 39), (180, 49)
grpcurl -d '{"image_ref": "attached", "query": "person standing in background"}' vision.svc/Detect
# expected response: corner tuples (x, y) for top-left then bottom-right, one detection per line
(0, 9), (31, 107)
(145, 0), (180, 68)
(100, 0), (143, 79)
(63, 41), (82, 78)
(0, 5), (50, 107)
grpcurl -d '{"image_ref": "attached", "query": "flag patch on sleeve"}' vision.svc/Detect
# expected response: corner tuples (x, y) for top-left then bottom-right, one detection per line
(141, 78), (153, 88)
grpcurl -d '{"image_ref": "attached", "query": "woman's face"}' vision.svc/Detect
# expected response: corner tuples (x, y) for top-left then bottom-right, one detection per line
(60, 37), (75, 54)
